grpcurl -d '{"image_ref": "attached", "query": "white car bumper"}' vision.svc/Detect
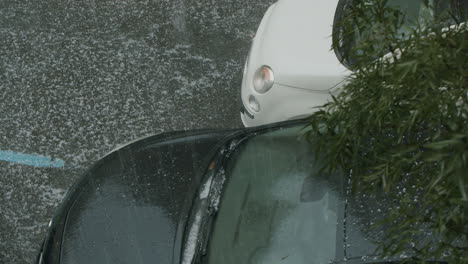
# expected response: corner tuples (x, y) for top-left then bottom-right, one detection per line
(240, 82), (334, 127)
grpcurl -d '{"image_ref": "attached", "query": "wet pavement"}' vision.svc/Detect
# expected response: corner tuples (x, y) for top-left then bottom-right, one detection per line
(0, 0), (274, 262)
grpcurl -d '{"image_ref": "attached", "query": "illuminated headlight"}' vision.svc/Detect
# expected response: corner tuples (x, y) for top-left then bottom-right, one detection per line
(253, 65), (274, 93)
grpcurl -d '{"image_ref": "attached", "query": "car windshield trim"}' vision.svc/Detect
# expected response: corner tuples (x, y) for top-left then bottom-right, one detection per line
(180, 136), (252, 264)
(332, 256), (448, 264)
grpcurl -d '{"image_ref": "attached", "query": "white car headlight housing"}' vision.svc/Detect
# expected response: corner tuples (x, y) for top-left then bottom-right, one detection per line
(253, 65), (274, 93)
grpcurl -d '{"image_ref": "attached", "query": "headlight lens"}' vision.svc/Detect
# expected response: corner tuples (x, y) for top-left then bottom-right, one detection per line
(253, 65), (274, 93)
(248, 95), (260, 112)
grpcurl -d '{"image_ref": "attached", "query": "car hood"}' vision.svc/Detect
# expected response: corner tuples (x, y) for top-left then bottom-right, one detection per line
(40, 129), (236, 264)
(253, 0), (349, 91)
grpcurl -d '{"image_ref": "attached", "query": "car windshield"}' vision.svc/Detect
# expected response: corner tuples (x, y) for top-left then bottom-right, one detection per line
(334, 0), (468, 69)
(204, 125), (381, 264)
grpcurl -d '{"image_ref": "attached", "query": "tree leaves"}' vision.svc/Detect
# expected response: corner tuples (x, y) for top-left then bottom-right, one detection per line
(306, 0), (467, 262)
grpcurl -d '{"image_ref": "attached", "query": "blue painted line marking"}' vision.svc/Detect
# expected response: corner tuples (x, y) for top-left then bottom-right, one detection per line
(0, 150), (65, 168)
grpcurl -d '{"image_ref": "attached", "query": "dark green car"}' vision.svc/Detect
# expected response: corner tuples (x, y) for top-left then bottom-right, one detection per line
(36, 120), (439, 264)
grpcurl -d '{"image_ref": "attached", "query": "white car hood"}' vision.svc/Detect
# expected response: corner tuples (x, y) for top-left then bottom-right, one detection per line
(255, 0), (349, 91)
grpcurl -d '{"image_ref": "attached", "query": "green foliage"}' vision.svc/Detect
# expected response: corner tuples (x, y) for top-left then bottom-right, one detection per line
(306, 0), (467, 262)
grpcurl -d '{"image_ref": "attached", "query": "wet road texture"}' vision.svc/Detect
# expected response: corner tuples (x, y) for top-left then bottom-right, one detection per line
(0, 0), (274, 262)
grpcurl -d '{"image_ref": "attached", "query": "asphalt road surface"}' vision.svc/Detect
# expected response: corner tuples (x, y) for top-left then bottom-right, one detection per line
(0, 0), (274, 262)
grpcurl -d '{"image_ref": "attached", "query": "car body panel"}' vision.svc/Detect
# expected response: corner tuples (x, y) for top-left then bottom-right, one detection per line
(241, 0), (350, 127)
(259, 0), (348, 86)
(38, 129), (237, 264)
(241, 82), (339, 127)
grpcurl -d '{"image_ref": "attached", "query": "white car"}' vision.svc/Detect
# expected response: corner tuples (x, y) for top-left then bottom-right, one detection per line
(240, 0), (467, 127)
(240, 0), (347, 127)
